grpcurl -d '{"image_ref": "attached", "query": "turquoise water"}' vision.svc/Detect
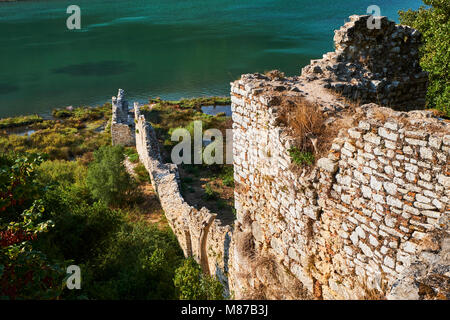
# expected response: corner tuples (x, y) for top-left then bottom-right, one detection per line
(0, 0), (422, 117)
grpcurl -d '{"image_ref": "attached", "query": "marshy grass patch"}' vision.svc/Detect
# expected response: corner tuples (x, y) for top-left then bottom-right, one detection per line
(0, 114), (43, 129)
(0, 103), (112, 161)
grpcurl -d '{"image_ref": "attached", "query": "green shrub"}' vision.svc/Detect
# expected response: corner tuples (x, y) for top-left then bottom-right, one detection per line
(0, 154), (66, 299)
(52, 109), (73, 119)
(124, 148), (139, 163)
(399, 0), (450, 116)
(0, 114), (43, 129)
(86, 145), (140, 206)
(0, 153), (45, 222)
(52, 107), (105, 121)
(0, 200), (67, 300)
(40, 185), (124, 262)
(288, 147), (315, 166)
(174, 258), (225, 300)
(83, 222), (183, 299)
(133, 163), (151, 184)
(38, 167), (183, 300)
(0, 122), (110, 161)
(220, 166), (234, 187)
(1, 151), (183, 300)
(38, 160), (87, 186)
(203, 183), (218, 200)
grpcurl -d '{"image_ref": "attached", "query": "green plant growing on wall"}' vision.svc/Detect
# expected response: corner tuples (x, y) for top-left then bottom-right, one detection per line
(288, 147), (315, 166)
(124, 147), (139, 163)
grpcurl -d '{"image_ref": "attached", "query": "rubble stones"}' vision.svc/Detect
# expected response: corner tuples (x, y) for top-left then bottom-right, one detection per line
(301, 16), (428, 110)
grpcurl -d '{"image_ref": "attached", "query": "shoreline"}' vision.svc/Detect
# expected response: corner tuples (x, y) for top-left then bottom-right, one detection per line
(0, 95), (232, 131)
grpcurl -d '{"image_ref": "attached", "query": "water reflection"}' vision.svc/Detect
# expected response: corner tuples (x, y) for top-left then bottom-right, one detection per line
(201, 105), (232, 117)
(52, 61), (136, 77)
(0, 83), (19, 95)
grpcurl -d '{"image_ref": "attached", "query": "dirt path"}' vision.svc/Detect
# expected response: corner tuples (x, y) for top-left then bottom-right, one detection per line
(124, 156), (168, 229)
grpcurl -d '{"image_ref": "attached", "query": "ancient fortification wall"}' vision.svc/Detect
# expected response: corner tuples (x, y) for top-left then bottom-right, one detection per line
(230, 77), (448, 299)
(111, 89), (135, 146)
(301, 15), (428, 110)
(133, 106), (232, 287)
(228, 15), (448, 300)
(111, 15), (449, 299)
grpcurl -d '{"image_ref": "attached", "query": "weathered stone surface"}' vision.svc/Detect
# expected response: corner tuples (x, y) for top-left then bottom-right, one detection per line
(317, 158), (338, 173)
(301, 15), (428, 110)
(229, 67), (448, 299)
(111, 89), (135, 146)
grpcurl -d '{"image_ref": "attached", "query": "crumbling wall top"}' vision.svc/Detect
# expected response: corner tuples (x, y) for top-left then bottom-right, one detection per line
(333, 15), (423, 76)
(112, 88), (130, 124)
(301, 15), (428, 109)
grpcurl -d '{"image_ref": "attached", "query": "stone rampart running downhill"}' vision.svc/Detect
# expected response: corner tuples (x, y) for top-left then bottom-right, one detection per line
(133, 106), (232, 288)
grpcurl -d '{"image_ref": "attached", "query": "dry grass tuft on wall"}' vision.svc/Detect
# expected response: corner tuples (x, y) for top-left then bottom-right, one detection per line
(278, 97), (357, 161)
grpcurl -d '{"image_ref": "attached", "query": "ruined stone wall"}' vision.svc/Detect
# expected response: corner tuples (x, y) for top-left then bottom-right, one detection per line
(134, 106), (232, 288)
(110, 15), (447, 300)
(229, 73), (449, 299)
(111, 89), (135, 146)
(227, 17), (448, 299)
(301, 15), (428, 110)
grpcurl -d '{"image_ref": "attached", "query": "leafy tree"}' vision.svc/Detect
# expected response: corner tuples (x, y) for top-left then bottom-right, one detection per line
(174, 258), (225, 300)
(0, 154), (44, 222)
(0, 154), (66, 299)
(86, 145), (139, 206)
(399, 0), (450, 116)
(39, 186), (124, 262)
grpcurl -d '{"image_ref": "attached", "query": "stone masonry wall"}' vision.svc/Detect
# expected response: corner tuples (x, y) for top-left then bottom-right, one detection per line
(227, 16), (447, 300)
(229, 75), (449, 299)
(134, 106), (232, 288)
(111, 89), (135, 146)
(301, 15), (428, 110)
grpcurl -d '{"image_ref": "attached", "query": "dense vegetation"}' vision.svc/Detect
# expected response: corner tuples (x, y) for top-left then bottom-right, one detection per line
(0, 102), (226, 300)
(0, 115), (42, 129)
(0, 105), (111, 160)
(174, 258), (225, 300)
(399, 0), (449, 117)
(0, 149), (185, 299)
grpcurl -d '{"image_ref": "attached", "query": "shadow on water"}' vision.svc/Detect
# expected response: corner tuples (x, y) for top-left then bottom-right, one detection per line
(0, 83), (19, 95)
(52, 60), (136, 77)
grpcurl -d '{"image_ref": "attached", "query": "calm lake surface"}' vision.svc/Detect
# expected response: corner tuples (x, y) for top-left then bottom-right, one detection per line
(0, 0), (422, 117)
